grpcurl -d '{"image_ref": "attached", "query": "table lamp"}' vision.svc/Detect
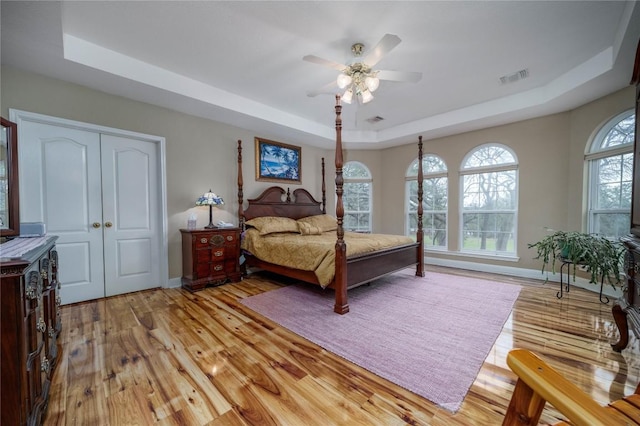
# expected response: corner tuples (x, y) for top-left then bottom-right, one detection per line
(195, 189), (224, 229)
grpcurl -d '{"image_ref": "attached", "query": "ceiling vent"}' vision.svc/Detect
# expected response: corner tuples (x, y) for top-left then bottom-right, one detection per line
(499, 68), (529, 85)
(366, 116), (385, 124)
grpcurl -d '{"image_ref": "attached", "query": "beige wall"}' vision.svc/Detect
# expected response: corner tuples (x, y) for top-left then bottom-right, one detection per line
(1, 65), (635, 280)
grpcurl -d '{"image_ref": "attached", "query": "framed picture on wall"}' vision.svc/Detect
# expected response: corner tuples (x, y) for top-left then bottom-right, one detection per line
(255, 137), (301, 183)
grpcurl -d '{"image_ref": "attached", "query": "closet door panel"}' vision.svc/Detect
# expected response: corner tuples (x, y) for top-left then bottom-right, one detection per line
(20, 122), (105, 304)
(101, 134), (160, 297)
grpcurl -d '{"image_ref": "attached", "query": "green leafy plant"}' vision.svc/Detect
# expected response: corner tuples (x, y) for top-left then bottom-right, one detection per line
(528, 230), (626, 287)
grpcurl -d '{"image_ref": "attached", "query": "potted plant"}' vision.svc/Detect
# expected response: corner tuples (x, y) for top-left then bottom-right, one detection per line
(528, 230), (626, 287)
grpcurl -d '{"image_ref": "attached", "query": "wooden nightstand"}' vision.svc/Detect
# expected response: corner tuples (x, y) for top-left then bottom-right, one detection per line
(180, 228), (242, 291)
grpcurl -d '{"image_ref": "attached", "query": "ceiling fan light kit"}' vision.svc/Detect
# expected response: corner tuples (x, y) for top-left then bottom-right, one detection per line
(337, 52), (380, 104)
(337, 62), (380, 104)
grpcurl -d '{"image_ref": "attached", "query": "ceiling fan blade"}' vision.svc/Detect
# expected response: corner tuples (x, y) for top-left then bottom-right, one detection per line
(376, 70), (422, 83)
(363, 34), (402, 67)
(306, 81), (338, 97)
(303, 55), (347, 71)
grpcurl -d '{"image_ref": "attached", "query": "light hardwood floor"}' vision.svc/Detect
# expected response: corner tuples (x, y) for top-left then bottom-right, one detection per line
(44, 266), (640, 425)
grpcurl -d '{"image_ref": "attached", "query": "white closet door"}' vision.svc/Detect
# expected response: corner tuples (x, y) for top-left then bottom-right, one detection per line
(18, 116), (164, 304)
(100, 134), (160, 296)
(20, 122), (105, 304)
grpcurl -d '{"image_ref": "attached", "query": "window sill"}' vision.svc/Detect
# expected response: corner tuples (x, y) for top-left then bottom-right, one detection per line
(425, 248), (520, 262)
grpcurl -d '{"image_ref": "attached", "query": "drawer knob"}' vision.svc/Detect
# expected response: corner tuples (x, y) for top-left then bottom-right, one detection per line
(214, 265), (223, 271)
(214, 250), (223, 257)
(26, 284), (37, 300)
(37, 317), (47, 333)
(200, 238), (208, 244)
(41, 357), (50, 373)
(26, 271), (40, 300)
(226, 235), (234, 241)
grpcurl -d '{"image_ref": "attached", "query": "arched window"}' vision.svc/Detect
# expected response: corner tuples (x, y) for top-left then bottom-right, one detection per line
(587, 110), (635, 238)
(343, 161), (372, 232)
(406, 155), (447, 248)
(460, 144), (518, 256)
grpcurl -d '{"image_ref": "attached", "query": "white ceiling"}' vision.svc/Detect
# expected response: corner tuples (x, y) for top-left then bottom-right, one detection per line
(2, 1), (639, 149)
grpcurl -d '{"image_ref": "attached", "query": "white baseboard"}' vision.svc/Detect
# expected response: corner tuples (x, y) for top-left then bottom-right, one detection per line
(425, 256), (623, 299)
(168, 277), (182, 288)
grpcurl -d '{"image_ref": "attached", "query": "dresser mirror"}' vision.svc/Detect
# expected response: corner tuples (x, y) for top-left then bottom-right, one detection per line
(0, 117), (20, 238)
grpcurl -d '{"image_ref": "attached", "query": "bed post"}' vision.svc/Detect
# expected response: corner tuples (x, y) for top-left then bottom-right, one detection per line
(321, 157), (326, 214)
(334, 95), (349, 314)
(237, 140), (244, 230)
(416, 136), (425, 277)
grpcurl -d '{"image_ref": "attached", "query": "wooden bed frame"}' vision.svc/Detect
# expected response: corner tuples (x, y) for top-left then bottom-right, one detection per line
(237, 95), (425, 314)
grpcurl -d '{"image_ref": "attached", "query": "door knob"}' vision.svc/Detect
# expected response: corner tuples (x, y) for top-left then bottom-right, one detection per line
(105, 222), (113, 228)
(92, 222), (101, 228)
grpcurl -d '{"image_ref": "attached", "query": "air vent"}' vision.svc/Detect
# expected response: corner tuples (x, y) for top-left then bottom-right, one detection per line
(366, 116), (385, 124)
(499, 68), (529, 85)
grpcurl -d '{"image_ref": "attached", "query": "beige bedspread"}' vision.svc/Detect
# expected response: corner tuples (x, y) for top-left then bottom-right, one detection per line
(241, 228), (415, 286)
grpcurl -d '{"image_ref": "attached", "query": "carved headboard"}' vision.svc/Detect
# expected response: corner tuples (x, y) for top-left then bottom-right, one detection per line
(242, 186), (325, 221)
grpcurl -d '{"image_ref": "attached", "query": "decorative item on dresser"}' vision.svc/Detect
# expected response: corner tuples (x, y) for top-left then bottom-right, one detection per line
(1, 236), (61, 426)
(180, 227), (242, 291)
(611, 39), (640, 352)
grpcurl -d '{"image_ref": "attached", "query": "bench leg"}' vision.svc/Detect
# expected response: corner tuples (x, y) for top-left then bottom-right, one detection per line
(502, 379), (547, 426)
(611, 302), (630, 352)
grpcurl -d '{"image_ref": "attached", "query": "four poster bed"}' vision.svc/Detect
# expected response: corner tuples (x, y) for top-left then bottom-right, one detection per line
(237, 95), (425, 314)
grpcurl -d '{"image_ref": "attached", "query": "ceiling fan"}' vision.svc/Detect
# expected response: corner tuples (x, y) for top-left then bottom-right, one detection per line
(303, 34), (422, 104)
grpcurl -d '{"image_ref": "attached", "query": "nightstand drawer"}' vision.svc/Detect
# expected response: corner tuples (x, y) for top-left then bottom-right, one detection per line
(195, 248), (226, 263)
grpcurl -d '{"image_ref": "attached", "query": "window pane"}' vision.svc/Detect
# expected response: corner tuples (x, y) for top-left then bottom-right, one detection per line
(407, 212), (447, 247)
(463, 145), (516, 169)
(462, 171), (516, 210)
(406, 155), (447, 176)
(600, 115), (635, 149)
(343, 162), (371, 178)
(594, 153), (633, 210)
(462, 212), (515, 253)
(343, 172), (371, 232)
(592, 213), (631, 238)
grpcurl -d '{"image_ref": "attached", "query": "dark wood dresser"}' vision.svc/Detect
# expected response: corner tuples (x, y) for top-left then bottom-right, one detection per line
(1, 236), (61, 425)
(180, 228), (242, 291)
(611, 39), (640, 352)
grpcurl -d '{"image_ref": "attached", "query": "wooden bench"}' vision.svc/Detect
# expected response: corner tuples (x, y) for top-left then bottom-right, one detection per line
(502, 349), (640, 426)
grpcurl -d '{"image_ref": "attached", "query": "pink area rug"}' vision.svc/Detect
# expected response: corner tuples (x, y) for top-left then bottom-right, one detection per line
(241, 270), (521, 412)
